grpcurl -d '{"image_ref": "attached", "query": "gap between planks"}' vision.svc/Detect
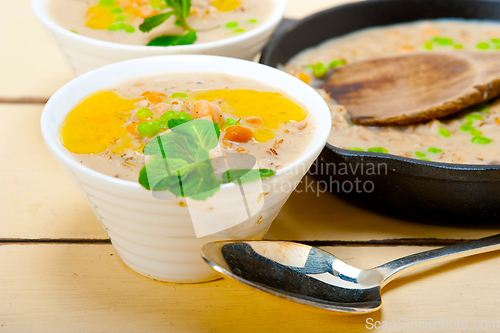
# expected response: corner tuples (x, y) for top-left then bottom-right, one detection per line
(0, 97), (49, 104)
(0, 238), (471, 246)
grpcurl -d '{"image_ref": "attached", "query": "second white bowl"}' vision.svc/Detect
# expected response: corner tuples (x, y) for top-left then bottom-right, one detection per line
(32, 0), (286, 75)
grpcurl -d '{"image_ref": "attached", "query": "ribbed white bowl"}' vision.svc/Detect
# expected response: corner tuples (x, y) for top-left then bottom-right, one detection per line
(40, 55), (332, 283)
(31, 0), (286, 76)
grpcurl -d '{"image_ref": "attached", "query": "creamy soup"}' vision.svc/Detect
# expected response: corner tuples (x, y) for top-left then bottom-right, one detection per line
(60, 73), (313, 195)
(284, 20), (500, 165)
(50, 0), (272, 46)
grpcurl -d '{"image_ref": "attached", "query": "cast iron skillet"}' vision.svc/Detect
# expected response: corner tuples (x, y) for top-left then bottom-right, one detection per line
(260, 0), (500, 225)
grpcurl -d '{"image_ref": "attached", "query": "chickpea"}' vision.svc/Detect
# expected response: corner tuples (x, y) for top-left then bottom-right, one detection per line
(224, 126), (253, 143)
(210, 103), (224, 126)
(153, 103), (170, 113)
(135, 99), (150, 108)
(191, 100), (224, 125)
(192, 100), (211, 118)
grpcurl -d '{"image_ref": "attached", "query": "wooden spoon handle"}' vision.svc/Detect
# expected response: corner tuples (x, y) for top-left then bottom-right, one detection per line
(322, 52), (500, 126)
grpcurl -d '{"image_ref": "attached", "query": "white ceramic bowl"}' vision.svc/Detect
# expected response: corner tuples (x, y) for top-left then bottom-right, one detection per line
(32, 0), (286, 76)
(41, 55), (332, 283)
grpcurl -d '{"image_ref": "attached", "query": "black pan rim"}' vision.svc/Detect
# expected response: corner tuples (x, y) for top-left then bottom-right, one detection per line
(327, 144), (500, 175)
(260, 0), (500, 174)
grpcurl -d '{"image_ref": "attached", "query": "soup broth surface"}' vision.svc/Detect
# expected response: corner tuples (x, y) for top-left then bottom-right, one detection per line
(61, 73), (314, 182)
(50, 0), (273, 45)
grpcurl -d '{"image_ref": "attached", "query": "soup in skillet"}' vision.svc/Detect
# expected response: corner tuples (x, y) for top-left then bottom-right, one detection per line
(284, 20), (500, 165)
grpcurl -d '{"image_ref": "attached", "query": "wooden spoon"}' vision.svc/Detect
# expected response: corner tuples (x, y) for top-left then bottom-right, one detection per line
(322, 52), (500, 126)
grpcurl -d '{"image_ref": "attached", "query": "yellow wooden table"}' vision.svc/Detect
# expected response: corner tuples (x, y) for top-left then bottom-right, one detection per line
(2, 1), (500, 332)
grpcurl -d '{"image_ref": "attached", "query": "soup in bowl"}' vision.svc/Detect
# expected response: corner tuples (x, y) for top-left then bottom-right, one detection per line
(40, 55), (331, 283)
(32, 0), (286, 75)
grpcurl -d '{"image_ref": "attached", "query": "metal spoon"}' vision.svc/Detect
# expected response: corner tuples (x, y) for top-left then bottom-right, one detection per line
(201, 234), (500, 314)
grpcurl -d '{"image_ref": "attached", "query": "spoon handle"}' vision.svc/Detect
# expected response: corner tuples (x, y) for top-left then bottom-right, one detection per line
(375, 234), (500, 286)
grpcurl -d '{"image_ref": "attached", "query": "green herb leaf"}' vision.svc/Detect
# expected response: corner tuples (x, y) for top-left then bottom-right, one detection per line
(143, 133), (197, 163)
(168, 118), (190, 129)
(149, 0), (167, 9)
(139, 118), (274, 199)
(181, 0), (191, 20)
(328, 59), (346, 69)
(166, 0), (191, 21)
(147, 30), (197, 46)
(163, 0), (192, 30)
(221, 169), (276, 184)
(140, 119), (221, 199)
(143, 0), (195, 44)
(428, 147), (442, 154)
(439, 127), (451, 137)
(415, 151), (426, 157)
(169, 118), (220, 152)
(367, 147), (388, 153)
(138, 156), (188, 190)
(139, 158), (219, 199)
(177, 160), (221, 200)
(139, 12), (175, 33)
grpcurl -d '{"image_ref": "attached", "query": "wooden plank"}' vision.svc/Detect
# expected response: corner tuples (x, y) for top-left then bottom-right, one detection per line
(0, 104), (105, 239)
(1, 244), (500, 332)
(2, 104), (500, 240)
(0, 0), (74, 99)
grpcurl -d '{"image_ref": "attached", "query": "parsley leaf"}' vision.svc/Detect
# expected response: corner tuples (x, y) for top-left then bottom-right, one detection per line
(169, 118), (220, 152)
(166, 0), (191, 28)
(147, 30), (197, 47)
(140, 118), (221, 199)
(138, 156), (188, 190)
(143, 132), (197, 163)
(144, 0), (197, 47)
(149, 0), (167, 9)
(139, 118), (275, 200)
(177, 160), (221, 200)
(168, 118), (190, 129)
(139, 12), (175, 33)
(221, 169), (276, 184)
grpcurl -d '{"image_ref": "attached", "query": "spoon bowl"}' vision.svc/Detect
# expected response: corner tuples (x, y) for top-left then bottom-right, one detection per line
(202, 235), (500, 313)
(202, 241), (383, 313)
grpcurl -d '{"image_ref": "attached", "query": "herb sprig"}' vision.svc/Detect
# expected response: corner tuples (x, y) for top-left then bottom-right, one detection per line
(139, 12), (175, 33)
(147, 30), (197, 46)
(140, 0), (198, 47)
(139, 118), (275, 200)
